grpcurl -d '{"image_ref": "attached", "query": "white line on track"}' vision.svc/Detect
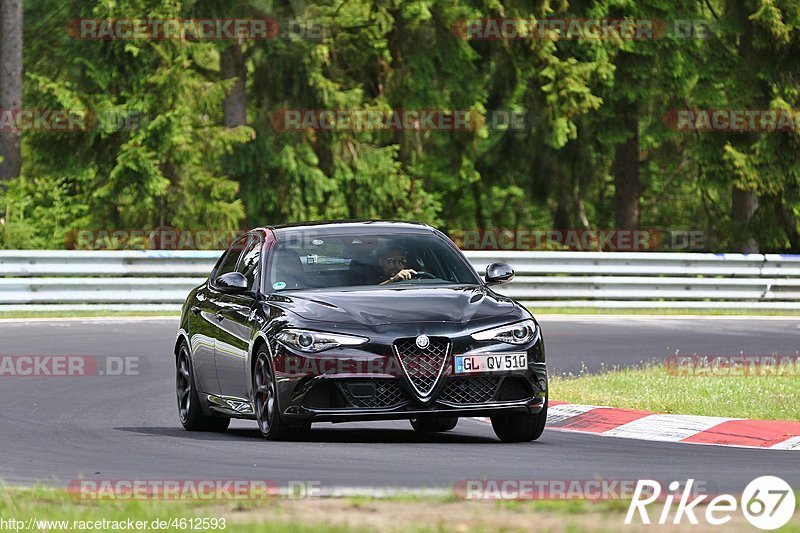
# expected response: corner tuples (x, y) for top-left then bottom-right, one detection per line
(0, 316), (179, 323)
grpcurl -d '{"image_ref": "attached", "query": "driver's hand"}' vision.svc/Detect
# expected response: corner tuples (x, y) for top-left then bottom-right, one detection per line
(389, 269), (416, 282)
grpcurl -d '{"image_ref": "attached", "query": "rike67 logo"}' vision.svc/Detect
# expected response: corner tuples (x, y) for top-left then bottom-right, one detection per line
(626, 476), (796, 530)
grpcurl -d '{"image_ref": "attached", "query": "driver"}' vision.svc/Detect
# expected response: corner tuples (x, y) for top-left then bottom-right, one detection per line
(378, 245), (417, 285)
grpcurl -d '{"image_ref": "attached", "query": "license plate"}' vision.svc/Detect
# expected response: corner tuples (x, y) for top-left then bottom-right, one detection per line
(454, 353), (527, 374)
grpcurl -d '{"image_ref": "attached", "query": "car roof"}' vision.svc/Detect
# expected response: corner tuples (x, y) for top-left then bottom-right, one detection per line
(263, 220), (436, 240)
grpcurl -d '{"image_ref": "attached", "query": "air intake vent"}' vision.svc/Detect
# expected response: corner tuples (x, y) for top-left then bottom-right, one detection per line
(338, 380), (408, 409)
(440, 376), (501, 404)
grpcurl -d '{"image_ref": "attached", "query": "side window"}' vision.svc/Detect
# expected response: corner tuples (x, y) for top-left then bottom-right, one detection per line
(212, 235), (248, 280)
(236, 235), (261, 288)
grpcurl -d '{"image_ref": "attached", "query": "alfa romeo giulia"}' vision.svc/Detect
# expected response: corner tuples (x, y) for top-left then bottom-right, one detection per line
(174, 221), (548, 442)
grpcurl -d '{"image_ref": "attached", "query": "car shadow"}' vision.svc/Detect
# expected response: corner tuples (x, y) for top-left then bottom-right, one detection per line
(296, 426), (497, 444)
(114, 425), (498, 444)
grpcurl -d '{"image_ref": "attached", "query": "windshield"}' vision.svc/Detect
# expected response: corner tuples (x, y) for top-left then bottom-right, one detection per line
(266, 233), (480, 291)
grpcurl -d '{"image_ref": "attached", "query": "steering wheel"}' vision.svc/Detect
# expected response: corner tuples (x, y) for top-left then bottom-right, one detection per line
(411, 271), (437, 280)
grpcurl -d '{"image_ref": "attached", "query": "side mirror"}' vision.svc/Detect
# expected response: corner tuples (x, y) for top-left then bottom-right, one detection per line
(485, 262), (514, 285)
(214, 272), (250, 293)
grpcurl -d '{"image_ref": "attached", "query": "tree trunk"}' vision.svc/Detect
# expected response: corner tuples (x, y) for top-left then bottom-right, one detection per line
(471, 180), (485, 230)
(613, 113), (640, 230)
(726, 4), (760, 254)
(731, 187), (759, 253)
(220, 44), (246, 128)
(0, 0), (23, 181)
(553, 167), (573, 229)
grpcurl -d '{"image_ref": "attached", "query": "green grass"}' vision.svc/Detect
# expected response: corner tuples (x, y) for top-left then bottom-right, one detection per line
(3, 486), (799, 532)
(0, 486), (647, 533)
(552, 364), (800, 420)
(0, 487), (356, 533)
(494, 498), (632, 514)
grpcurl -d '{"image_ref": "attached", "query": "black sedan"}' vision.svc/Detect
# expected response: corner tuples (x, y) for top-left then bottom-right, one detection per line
(175, 221), (548, 442)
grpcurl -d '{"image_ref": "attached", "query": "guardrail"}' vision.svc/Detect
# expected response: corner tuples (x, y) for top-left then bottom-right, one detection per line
(1, 250), (799, 311)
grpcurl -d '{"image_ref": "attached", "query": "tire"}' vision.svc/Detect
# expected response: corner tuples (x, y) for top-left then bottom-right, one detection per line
(176, 342), (230, 432)
(253, 347), (310, 441)
(491, 400), (547, 443)
(410, 416), (458, 432)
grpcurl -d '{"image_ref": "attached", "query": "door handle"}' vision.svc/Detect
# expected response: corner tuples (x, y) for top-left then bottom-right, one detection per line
(215, 312), (224, 322)
(190, 305), (201, 315)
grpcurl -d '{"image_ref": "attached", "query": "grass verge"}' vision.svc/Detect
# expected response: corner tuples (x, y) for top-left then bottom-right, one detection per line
(551, 364), (800, 420)
(2, 487), (792, 533)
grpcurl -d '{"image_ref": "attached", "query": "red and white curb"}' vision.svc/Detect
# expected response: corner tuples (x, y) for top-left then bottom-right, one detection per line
(478, 402), (800, 450)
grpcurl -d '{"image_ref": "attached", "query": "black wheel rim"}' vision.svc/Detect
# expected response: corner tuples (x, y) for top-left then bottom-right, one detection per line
(176, 346), (192, 423)
(254, 353), (275, 435)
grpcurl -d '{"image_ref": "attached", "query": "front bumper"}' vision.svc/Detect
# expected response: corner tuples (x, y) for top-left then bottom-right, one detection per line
(269, 332), (547, 423)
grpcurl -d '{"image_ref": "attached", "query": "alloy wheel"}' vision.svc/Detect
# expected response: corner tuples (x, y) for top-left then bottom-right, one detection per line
(176, 346), (192, 423)
(254, 352), (276, 435)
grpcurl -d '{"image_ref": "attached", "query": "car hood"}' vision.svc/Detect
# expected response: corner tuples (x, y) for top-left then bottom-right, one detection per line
(266, 285), (516, 327)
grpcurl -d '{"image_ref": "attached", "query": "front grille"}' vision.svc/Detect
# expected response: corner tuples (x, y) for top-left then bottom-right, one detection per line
(440, 376), (501, 404)
(338, 380), (408, 409)
(393, 337), (449, 397)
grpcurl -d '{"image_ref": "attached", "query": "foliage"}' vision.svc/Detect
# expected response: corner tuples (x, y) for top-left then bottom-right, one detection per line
(0, 0), (797, 251)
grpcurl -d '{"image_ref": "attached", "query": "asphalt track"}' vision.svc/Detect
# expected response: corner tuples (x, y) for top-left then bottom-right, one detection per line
(0, 316), (798, 493)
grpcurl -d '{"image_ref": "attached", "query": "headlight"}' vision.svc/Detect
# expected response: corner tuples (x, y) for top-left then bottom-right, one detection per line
(276, 329), (368, 353)
(471, 319), (538, 345)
